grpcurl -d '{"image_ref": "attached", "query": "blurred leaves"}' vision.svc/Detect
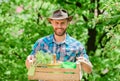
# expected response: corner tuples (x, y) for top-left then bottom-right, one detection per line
(0, 0), (120, 81)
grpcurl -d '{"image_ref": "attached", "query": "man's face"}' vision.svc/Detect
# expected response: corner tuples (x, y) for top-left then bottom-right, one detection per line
(50, 19), (69, 36)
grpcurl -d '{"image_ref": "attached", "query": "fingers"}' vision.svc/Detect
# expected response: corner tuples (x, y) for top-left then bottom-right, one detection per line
(76, 57), (91, 65)
(27, 55), (35, 63)
(76, 57), (84, 60)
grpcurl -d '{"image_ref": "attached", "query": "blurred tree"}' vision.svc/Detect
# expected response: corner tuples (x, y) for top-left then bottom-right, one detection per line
(0, 0), (120, 81)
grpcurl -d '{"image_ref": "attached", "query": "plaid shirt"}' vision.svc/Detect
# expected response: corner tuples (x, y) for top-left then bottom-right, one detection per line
(30, 34), (89, 62)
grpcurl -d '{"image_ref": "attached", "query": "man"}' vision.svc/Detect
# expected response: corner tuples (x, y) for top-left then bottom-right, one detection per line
(26, 9), (92, 73)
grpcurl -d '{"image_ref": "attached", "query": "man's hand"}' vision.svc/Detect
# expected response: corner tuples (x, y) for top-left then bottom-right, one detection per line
(25, 55), (35, 69)
(76, 57), (93, 73)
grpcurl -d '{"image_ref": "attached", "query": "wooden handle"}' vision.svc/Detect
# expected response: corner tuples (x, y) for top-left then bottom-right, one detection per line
(53, 54), (56, 64)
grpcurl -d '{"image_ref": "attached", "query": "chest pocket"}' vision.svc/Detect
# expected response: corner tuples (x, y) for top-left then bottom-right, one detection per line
(63, 47), (78, 62)
(41, 48), (52, 54)
(66, 47), (77, 56)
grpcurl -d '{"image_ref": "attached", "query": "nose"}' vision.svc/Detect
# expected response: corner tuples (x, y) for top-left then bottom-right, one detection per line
(57, 24), (62, 28)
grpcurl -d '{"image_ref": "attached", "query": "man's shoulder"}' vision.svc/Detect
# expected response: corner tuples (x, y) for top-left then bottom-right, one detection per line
(67, 35), (81, 44)
(37, 34), (53, 43)
(67, 35), (83, 47)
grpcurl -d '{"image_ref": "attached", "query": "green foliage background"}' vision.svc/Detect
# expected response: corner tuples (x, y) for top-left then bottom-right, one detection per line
(0, 0), (120, 81)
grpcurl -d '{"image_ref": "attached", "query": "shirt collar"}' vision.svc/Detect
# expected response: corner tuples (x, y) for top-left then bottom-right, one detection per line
(48, 33), (70, 45)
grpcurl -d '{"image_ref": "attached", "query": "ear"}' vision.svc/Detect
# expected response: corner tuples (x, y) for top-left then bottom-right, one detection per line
(47, 18), (53, 23)
(67, 16), (73, 22)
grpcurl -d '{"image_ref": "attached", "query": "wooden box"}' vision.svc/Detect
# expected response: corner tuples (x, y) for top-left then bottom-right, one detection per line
(28, 64), (81, 81)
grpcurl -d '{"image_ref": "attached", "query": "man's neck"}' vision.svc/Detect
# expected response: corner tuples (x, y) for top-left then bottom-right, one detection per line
(54, 34), (66, 43)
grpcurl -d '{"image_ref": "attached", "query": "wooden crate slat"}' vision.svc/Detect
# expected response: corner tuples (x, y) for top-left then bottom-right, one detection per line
(28, 72), (80, 80)
(35, 67), (78, 73)
(35, 64), (80, 73)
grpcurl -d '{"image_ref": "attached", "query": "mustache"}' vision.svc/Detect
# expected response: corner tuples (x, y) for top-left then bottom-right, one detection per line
(55, 28), (64, 30)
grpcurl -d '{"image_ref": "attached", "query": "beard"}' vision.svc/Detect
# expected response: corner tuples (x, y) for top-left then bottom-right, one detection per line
(54, 28), (66, 36)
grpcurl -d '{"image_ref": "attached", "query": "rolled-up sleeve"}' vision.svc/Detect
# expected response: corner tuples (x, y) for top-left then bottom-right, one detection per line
(77, 45), (89, 60)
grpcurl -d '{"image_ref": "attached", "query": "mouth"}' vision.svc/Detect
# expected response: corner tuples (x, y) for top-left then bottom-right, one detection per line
(56, 28), (64, 33)
(54, 28), (66, 36)
(56, 28), (64, 30)
(57, 28), (63, 31)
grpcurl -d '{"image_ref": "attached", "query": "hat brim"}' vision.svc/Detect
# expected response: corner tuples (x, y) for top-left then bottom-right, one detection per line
(47, 16), (73, 23)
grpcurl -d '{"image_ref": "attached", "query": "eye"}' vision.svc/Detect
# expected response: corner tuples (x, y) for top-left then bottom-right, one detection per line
(55, 22), (59, 25)
(61, 22), (65, 25)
